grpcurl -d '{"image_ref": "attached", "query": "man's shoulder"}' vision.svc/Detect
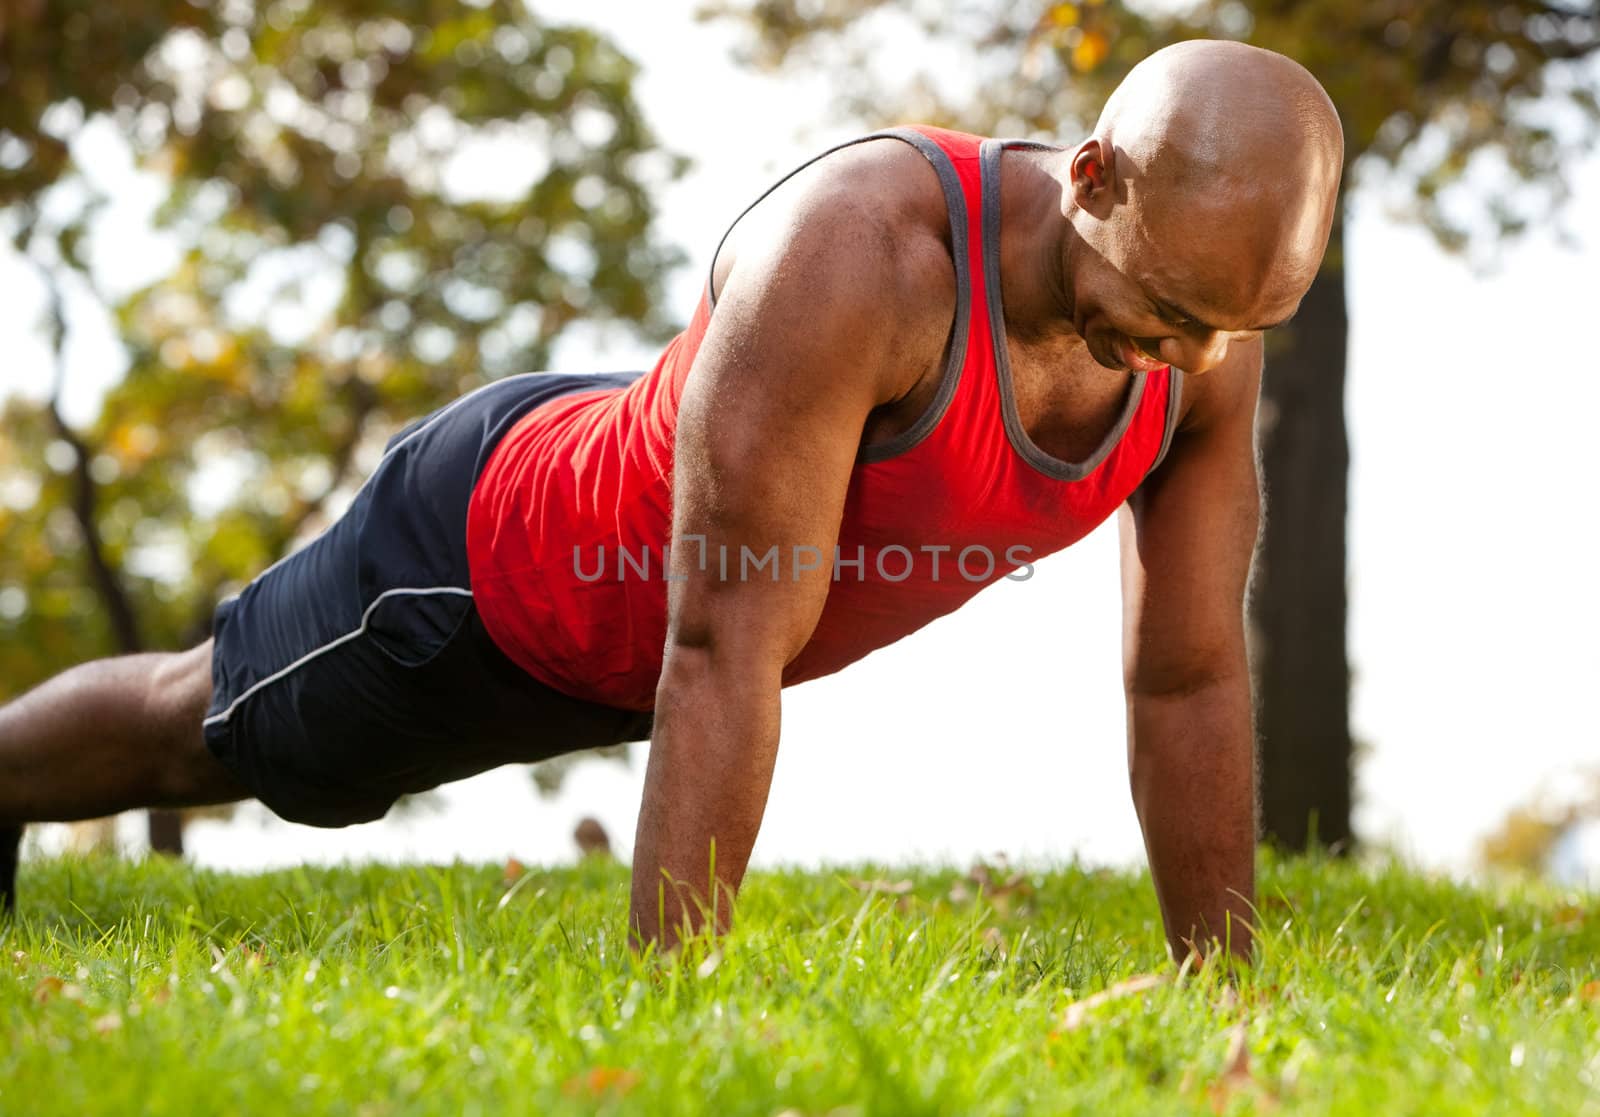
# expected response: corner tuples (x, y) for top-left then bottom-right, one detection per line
(811, 137), (959, 381)
(803, 135), (959, 317)
(720, 133), (959, 355)
(812, 131), (954, 214)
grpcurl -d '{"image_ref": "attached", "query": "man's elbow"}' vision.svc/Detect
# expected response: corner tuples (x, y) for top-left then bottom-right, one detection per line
(657, 624), (789, 707)
(1123, 652), (1248, 702)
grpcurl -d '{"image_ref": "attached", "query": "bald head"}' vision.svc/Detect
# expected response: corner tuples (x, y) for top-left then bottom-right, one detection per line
(1102, 40), (1342, 290)
(1097, 40), (1343, 192)
(1057, 40), (1344, 373)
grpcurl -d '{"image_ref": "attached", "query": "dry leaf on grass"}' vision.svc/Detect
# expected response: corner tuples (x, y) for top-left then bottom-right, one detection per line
(1216, 1019), (1251, 1087)
(1062, 973), (1168, 1029)
(968, 862), (1032, 900)
(502, 858), (526, 884)
(238, 945), (272, 970)
(561, 1067), (641, 1098)
(848, 878), (913, 895)
(1204, 1017), (1279, 1113)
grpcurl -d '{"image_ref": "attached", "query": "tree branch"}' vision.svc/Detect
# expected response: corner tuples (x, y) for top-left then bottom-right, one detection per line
(180, 375), (378, 645)
(31, 259), (145, 656)
(31, 256), (187, 855)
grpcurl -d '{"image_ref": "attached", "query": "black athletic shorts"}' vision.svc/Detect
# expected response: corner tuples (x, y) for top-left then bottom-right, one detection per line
(201, 371), (655, 828)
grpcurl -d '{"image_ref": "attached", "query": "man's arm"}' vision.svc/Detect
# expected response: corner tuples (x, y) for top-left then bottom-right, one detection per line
(1117, 336), (1264, 962)
(629, 160), (943, 952)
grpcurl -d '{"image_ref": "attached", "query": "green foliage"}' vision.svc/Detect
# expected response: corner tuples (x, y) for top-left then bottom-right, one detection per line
(1481, 770), (1600, 872)
(3, 856), (1598, 1114)
(0, 1), (686, 697)
(703, 0), (1600, 252)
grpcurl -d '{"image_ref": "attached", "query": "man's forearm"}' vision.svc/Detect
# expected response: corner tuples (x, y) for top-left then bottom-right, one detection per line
(629, 645), (780, 952)
(1127, 673), (1256, 961)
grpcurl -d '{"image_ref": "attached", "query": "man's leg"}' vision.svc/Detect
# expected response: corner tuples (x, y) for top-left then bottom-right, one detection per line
(0, 640), (248, 909)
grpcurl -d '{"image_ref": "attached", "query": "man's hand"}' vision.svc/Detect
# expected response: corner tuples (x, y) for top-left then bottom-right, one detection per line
(1117, 337), (1264, 962)
(628, 143), (947, 952)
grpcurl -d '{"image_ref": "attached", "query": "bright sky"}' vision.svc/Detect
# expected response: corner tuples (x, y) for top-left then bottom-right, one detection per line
(5, 7), (1598, 877)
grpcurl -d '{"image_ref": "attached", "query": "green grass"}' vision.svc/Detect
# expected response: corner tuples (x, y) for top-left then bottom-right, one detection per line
(2, 854), (1596, 1116)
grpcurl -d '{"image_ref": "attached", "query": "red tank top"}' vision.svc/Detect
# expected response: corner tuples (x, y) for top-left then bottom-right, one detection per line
(466, 126), (1184, 711)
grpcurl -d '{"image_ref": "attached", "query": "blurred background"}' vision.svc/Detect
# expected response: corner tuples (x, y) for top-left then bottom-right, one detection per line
(2, 1), (1597, 881)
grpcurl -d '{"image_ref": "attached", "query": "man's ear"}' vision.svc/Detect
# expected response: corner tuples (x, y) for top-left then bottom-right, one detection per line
(1070, 137), (1117, 218)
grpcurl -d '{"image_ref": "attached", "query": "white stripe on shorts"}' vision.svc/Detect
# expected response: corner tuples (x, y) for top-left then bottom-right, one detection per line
(202, 586), (473, 729)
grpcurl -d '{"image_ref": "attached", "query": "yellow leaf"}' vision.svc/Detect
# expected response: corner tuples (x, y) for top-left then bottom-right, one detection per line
(1072, 28), (1110, 72)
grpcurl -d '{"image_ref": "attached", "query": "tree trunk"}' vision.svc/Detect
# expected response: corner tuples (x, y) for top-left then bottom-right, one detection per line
(1250, 204), (1353, 852)
(1, 825), (20, 913)
(147, 810), (185, 856)
(39, 272), (185, 860)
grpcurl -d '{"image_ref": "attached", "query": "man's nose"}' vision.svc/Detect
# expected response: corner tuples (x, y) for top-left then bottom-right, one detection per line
(1160, 328), (1231, 375)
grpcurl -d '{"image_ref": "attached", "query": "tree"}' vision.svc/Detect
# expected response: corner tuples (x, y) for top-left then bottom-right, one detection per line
(0, 0), (685, 851)
(703, 0), (1600, 849)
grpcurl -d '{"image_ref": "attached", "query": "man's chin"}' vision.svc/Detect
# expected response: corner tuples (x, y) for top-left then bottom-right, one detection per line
(1106, 333), (1168, 374)
(1087, 336), (1130, 373)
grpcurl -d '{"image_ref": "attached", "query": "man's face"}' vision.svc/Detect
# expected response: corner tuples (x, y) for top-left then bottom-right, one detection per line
(1066, 184), (1316, 377)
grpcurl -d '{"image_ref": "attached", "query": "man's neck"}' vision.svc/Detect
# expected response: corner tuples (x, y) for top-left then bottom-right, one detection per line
(994, 146), (1081, 345)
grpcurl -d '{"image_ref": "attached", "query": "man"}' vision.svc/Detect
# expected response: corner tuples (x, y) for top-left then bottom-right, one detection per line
(0, 40), (1343, 960)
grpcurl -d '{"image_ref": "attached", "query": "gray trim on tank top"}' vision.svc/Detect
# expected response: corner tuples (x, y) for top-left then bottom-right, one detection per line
(988, 139), (1186, 478)
(1148, 366), (1185, 475)
(979, 138), (1149, 482)
(703, 127), (972, 464)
